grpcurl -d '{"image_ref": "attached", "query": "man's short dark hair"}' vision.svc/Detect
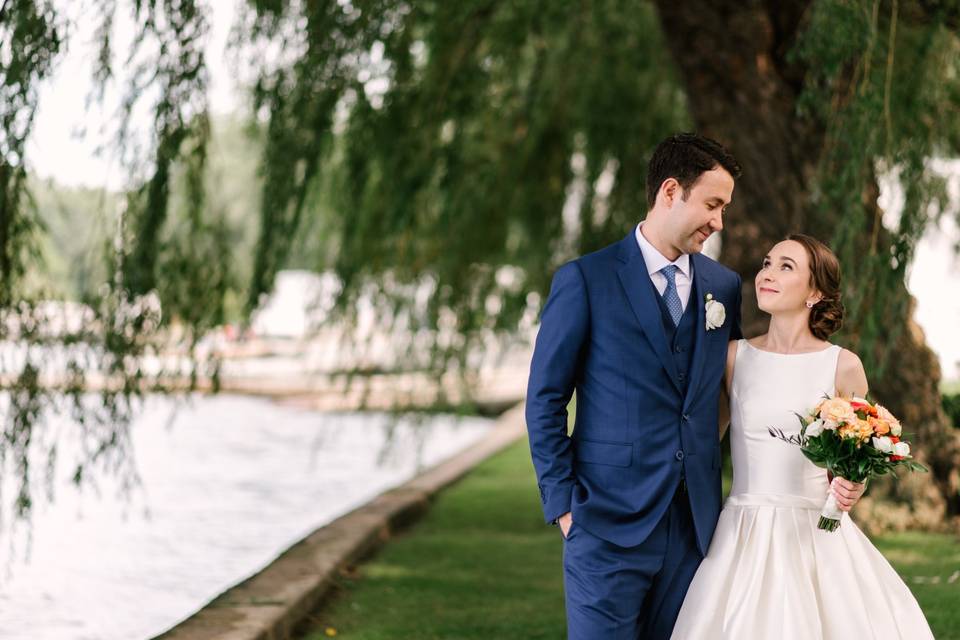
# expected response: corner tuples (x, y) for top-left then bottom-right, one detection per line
(646, 133), (742, 209)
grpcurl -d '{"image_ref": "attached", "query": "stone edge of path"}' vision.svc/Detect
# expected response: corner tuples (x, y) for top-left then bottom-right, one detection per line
(153, 401), (528, 640)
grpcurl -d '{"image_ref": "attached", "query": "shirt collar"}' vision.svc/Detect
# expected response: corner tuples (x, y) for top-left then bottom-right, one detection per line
(635, 223), (690, 279)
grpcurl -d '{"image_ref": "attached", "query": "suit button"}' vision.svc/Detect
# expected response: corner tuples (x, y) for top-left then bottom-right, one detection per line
(675, 450), (685, 461)
(682, 414), (690, 421)
(674, 345), (683, 353)
(678, 372), (686, 382)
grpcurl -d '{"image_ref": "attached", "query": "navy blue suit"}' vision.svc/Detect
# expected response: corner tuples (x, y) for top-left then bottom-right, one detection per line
(526, 230), (742, 638)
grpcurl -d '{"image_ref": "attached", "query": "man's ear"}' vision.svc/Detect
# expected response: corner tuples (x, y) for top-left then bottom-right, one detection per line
(659, 178), (680, 207)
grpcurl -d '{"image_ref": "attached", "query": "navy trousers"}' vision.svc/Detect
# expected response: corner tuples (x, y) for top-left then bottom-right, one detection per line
(562, 485), (702, 640)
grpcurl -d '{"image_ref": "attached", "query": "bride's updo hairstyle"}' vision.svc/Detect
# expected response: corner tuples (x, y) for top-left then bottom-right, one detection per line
(787, 233), (844, 340)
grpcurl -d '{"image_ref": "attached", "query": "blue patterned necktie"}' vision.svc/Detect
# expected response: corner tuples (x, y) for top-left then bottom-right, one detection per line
(660, 265), (683, 326)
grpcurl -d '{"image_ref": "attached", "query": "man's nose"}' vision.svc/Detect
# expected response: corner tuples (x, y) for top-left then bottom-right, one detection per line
(710, 212), (723, 231)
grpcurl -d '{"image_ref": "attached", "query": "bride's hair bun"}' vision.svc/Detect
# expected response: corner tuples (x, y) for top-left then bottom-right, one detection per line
(787, 234), (844, 340)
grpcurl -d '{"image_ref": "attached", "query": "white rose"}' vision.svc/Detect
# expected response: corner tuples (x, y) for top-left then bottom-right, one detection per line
(893, 442), (911, 457)
(872, 436), (894, 453)
(890, 422), (902, 437)
(805, 419), (825, 438)
(705, 298), (726, 330)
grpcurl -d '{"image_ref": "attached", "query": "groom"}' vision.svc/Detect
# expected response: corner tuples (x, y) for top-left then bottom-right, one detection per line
(526, 133), (743, 639)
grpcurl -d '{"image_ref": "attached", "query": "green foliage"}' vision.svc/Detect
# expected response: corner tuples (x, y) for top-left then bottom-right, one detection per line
(795, 0), (960, 375)
(944, 392), (960, 428)
(3, 0), (960, 528)
(237, 0), (688, 379)
(0, 0), (63, 307)
(0, 0), (226, 530)
(27, 179), (117, 299)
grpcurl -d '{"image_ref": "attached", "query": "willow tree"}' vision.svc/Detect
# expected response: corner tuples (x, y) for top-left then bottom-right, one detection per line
(236, 0), (960, 524)
(651, 0), (960, 523)
(1, 0), (958, 528)
(0, 0), (226, 530)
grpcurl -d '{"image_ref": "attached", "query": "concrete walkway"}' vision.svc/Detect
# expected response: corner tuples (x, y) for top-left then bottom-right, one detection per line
(154, 402), (527, 640)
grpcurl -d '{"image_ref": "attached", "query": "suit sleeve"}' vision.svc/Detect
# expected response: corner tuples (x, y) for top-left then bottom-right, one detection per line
(730, 273), (743, 341)
(525, 261), (589, 525)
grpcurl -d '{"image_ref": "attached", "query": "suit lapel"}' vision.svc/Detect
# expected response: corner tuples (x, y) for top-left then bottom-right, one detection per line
(683, 253), (711, 413)
(616, 233), (682, 394)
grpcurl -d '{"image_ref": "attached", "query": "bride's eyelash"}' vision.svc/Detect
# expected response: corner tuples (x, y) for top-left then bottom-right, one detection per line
(761, 259), (793, 270)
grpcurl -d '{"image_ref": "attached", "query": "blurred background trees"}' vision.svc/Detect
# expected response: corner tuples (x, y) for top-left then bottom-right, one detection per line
(2, 0), (959, 527)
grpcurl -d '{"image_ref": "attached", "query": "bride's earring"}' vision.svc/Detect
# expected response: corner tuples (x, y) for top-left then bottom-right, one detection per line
(806, 301), (814, 308)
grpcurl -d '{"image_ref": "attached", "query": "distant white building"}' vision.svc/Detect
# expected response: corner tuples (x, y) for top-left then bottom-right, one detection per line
(249, 270), (340, 339)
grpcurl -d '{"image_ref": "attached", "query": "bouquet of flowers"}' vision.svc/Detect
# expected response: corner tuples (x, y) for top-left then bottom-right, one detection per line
(769, 395), (927, 532)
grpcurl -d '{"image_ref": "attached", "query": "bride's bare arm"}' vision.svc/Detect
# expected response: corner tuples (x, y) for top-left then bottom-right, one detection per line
(719, 340), (738, 439)
(832, 348), (870, 509)
(835, 348), (869, 397)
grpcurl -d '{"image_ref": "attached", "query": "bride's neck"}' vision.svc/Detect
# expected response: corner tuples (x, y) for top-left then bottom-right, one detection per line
(761, 313), (821, 353)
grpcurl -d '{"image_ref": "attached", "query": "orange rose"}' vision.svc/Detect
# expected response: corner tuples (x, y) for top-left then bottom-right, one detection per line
(869, 416), (891, 436)
(850, 399), (878, 418)
(876, 404), (902, 436)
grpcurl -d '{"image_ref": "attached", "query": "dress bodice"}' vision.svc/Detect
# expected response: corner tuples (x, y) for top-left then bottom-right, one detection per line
(728, 339), (842, 504)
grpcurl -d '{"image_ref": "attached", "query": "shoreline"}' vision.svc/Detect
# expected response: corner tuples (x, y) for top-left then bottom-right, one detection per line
(152, 402), (527, 640)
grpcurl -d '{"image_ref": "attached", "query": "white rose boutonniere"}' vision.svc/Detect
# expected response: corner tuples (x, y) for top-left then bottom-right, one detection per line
(704, 293), (725, 331)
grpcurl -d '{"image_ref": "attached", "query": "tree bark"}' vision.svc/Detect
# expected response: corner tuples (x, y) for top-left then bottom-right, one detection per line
(653, 0), (960, 525)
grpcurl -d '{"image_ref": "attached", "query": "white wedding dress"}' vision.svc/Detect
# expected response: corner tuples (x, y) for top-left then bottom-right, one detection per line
(670, 339), (933, 639)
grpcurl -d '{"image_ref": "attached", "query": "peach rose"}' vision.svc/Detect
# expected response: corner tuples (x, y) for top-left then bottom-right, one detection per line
(819, 397), (857, 428)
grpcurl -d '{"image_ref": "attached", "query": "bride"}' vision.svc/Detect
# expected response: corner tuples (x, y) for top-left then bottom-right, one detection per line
(670, 234), (934, 639)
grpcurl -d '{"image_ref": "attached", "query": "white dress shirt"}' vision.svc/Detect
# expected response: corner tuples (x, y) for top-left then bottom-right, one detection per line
(635, 223), (693, 311)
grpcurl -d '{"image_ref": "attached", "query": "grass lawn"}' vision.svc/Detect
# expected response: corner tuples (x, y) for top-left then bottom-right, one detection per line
(302, 439), (566, 639)
(303, 437), (959, 639)
(874, 531), (960, 638)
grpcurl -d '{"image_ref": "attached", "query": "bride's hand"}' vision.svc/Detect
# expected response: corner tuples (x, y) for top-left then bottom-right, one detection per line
(831, 476), (867, 511)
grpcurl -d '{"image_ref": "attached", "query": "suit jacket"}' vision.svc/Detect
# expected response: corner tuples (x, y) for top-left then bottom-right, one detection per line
(525, 230), (742, 553)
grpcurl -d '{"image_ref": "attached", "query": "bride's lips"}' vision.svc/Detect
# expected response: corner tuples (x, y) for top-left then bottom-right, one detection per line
(758, 287), (779, 294)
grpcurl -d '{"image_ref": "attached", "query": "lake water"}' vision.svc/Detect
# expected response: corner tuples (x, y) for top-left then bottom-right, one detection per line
(0, 395), (494, 639)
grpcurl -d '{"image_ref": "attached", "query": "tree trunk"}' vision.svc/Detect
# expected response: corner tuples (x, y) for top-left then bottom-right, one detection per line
(653, 0), (960, 527)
